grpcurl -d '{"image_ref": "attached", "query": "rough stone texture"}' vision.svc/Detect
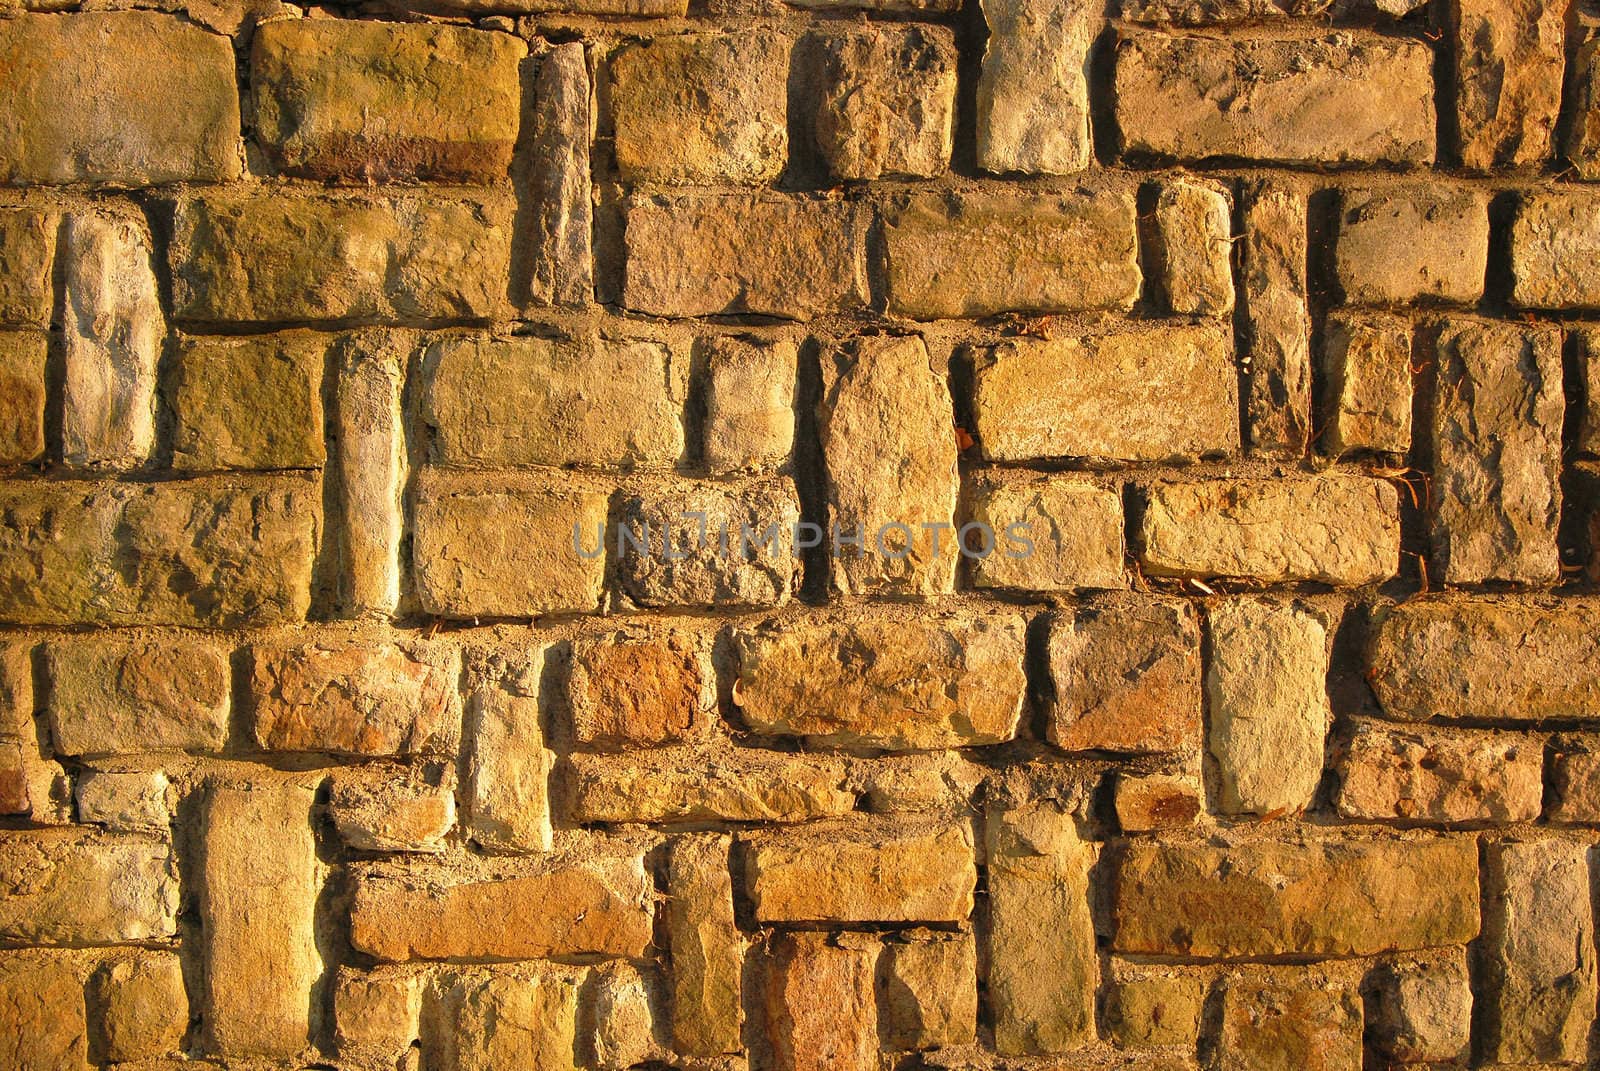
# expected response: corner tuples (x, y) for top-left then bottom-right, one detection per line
(464, 652), (554, 853)
(0, 828), (177, 943)
(1451, 0), (1565, 171)
(883, 189), (1140, 318)
(331, 329), (408, 618)
(966, 474), (1126, 592)
(1368, 951), (1473, 1064)
(763, 931), (877, 1071)
(1480, 838), (1599, 1064)
(1206, 598), (1329, 817)
(1047, 597), (1202, 754)
(612, 33), (789, 185)
(971, 321), (1238, 462)
(986, 802), (1097, 1054)
(1569, 38), (1600, 181)
(424, 332), (684, 470)
(333, 967), (423, 1067)
(588, 962), (660, 1070)
(802, 26), (957, 181)
(1511, 191), (1600, 310)
(252, 20), (526, 183)
(701, 334), (797, 473)
(45, 632), (230, 756)
(1578, 326), (1600, 457)
(0, 641), (68, 826)
(1334, 722), (1543, 824)
(1336, 185), (1489, 305)
(1154, 178), (1233, 316)
(1321, 311), (1413, 456)
(622, 193), (867, 319)
(1121, 0), (1428, 18)
(821, 334), (958, 596)
(170, 191), (513, 324)
(1430, 318), (1563, 584)
(567, 748), (853, 823)
(0, 12), (241, 186)
(668, 834), (745, 1057)
(0, 209), (55, 325)
(329, 767), (456, 852)
(733, 613), (1026, 749)
(565, 630), (710, 750)
(877, 930), (977, 1050)
(0, 333), (47, 467)
(92, 952), (188, 1062)
(75, 769), (170, 833)
(1550, 747), (1600, 823)
(526, 42), (594, 307)
(0, 954), (89, 1070)
(1215, 970), (1362, 1071)
(1138, 474), (1399, 585)
(749, 823), (976, 923)
(171, 333), (326, 470)
(428, 968), (579, 1071)
(1105, 970), (1205, 1047)
(0, 475), (318, 627)
(1114, 31), (1435, 165)
(1112, 836), (1480, 958)
(976, 0), (1095, 175)
(1240, 181), (1311, 456)
(1114, 774), (1203, 833)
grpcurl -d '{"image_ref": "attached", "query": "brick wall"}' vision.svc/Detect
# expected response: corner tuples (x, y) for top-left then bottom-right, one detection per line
(0, 0), (1597, 1067)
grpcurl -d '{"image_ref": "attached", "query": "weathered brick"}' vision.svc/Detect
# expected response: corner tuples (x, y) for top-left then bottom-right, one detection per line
(464, 646), (554, 853)
(668, 834), (745, 1056)
(821, 334), (958, 596)
(883, 189), (1140, 318)
(413, 469), (610, 619)
(801, 26), (956, 181)
(1137, 474), (1399, 585)
(171, 333), (327, 471)
(45, 632), (230, 756)
(1321, 310), (1412, 456)
(1240, 180), (1311, 456)
(0, 209), (55, 326)
(1048, 597), (1202, 754)
(75, 768), (170, 834)
(1450, 0), (1565, 170)
(329, 767), (456, 853)
(91, 951), (188, 1062)
(0, 828), (177, 944)
(763, 932), (877, 1071)
(611, 33), (789, 185)
(1105, 968), (1204, 1047)
(621, 193), (866, 319)
(1123, 0), (1429, 17)
(0, 642), (66, 825)
(1578, 326), (1600, 457)
(331, 330), (409, 618)
(749, 823), (975, 923)
(966, 474), (1126, 592)
(1216, 969), (1362, 1071)
(588, 962), (660, 1070)
(986, 802), (1097, 1053)
(1113, 774), (1202, 833)
(1511, 191), (1600, 310)
(1336, 185), (1489, 305)
(1569, 38), (1600, 180)
(975, 0), (1096, 175)
(171, 191), (513, 324)
(1430, 319), (1562, 584)
(733, 612), (1026, 750)
(333, 967), (423, 1067)
(1112, 835), (1480, 958)
(565, 630), (710, 750)
(252, 20), (526, 183)
(877, 930), (977, 1050)
(1207, 598), (1330, 817)
(0, 333), (48, 467)
(971, 321), (1238, 462)
(1114, 31), (1435, 165)
(700, 334), (797, 473)
(0, 953), (88, 1070)
(567, 748), (853, 824)
(1550, 746), (1600, 823)
(1368, 950), (1473, 1064)
(526, 42), (593, 307)
(428, 968), (579, 1071)
(0, 475), (318, 627)
(0, 13), (241, 185)
(1334, 722), (1542, 824)
(1154, 178), (1233, 316)
(349, 855), (654, 961)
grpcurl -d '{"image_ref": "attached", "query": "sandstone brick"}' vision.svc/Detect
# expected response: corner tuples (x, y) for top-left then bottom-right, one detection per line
(333, 967), (423, 1067)
(1511, 191), (1600, 309)
(1550, 747), (1600, 823)
(1578, 327), (1600, 457)
(75, 768), (170, 834)
(821, 334), (957, 596)
(1215, 970), (1362, 1071)
(883, 189), (1140, 318)
(429, 968), (579, 1071)
(1123, 0), (1429, 17)
(331, 330), (408, 618)
(1048, 597), (1202, 754)
(0, 953), (88, 1070)
(252, 631), (459, 757)
(413, 469), (610, 618)
(971, 321), (1238, 463)
(329, 767), (456, 853)
(91, 952), (187, 1062)
(1430, 318), (1562, 584)
(0, 641), (67, 825)
(1321, 310), (1412, 456)
(612, 33), (789, 185)
(171, 191), (512, 324)
(200, 778), (320, 1059)
(733, 612), (1026, 750)
(1105, 970), (1204, 1047)
(763, 932), (877, 1071)
(802, 26), (956, 181)
(60, 211), (163, 470)
(853, 751), (985, 816)
(792, 0), (957, 9)
(526, 42), (593, 307)
(0, 333), (46, 467)
(668, 833), (745, 1056)
(1138, 474), (1398, 585)
(503, 0), (685, 12)
(975, 0), (1095, 175)
(1112, 835), (1480, 958)
(615, 477), (801, 609)
(1336, 186), (1489, 305)
(171, 333), (326, 471)
(749, 823), (975, 923)
(349, 855), (654, 961)
(464, 652), (554, 852)
(1334, 722), (1542, 824)
(1240, 181), (1311, 456)
(1207, 598), (1330, 817)
(966, 474), (1126, 592)
(588, 962), (661, 1070)
(701, 334), (797, 473)
(1114, 30), (1435, 165)
(1451, 0), (1564, 170)
(567, 748), (853, 824)
(986, 802), (1097, 1053)
(1568, 39), (1600, 181)
(45, 632), (230, 756)
(0, 209), (55, 325)
(0, 828), (177, 944)
(0, 13), (241, 185)
(1368, 950), (1472, 1064)
(1481, 838), (1598, 1063)
(565, 630), (709, 750)
(1154, 178), (1233, 316)
(877, 930), (976, 1050)
(1114, 774), (1202, 833)
(252, 20), (526, 183)
(622, 193), (866, 319)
